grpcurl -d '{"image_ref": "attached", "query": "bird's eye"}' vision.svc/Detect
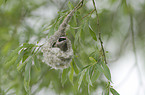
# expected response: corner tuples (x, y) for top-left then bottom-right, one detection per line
(58, 37), (66, 42)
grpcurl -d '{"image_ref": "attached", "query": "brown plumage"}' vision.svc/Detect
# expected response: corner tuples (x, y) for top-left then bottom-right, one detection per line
(54, 37), (68, 52)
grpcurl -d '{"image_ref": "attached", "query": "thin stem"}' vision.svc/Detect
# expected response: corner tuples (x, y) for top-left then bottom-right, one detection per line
(49, 0), (84, 47)
(82, 9), (95, 20)
(92, 0), (107, 64)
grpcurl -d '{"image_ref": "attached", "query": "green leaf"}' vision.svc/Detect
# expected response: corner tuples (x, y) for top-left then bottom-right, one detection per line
(47, 26), (55, 38)
(5, 43), (36, 67)
(24, 58), (32, 93)
(33, 55), (41, 71)
(88, 84), (91, 95)
(4, 46), (23, 64)
(15, 49), (25, 64)
(80, 29), (85, 41)
(5, 55), (18, 68)
(17, 57), (31, 71)
(72, 59), (79, 74)
(89, 26), (97, 41)
(81, 64), (91, 72)
(89, 57), (97, 63)
(22, 49), (30, 62)
(68, 1), (74, 10)
(24, 79), (30, 94)
(22, 43), (36, 48)
(104, 88), (109, 95)
(110, 88), (120, 95)
(86, 69), (92, 86)
(91, 70), (100, 83)
(74, 31), (80, 47)
(78, 70), (85, 90)
(69, 62), (74, 85)
(2, 42), (12, 54)
(61, 68), (69, 87)
(74, 56), (83, 69)
(89, 66), (94, 78)
(95, 64), (104, 73)
(102, 63), (112, 82)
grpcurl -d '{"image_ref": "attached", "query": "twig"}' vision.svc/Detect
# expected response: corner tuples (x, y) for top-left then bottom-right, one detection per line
(49, 0), (84, 47)
(92, 0), (107, 64)
(58, 0), (84, 36)
(82, 9), (95, 20)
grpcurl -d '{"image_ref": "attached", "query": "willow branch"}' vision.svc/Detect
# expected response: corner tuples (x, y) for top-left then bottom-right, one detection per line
(92, 0), (107, 64)
(82, 9), (95, 20)
(57, 0), (84, 36)
(49, 0), (84, 47)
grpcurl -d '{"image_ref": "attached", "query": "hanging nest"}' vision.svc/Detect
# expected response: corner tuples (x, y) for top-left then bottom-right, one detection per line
(41, 1), (83, 69)
(41, 36), (73, 69)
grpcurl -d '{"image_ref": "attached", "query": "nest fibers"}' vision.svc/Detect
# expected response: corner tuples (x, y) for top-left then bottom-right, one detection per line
(41, 38), (73, 69)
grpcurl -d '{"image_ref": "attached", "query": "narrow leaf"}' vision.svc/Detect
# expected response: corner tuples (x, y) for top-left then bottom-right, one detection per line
(86, 69), (92, 86)
(24, 58), (32, 93)
(95, 64), (104, 73)
(69, 62), (74, 85)
(22, 43), (36, 48)
(61, 68), (69, 87)
(74, 31), (80, 47)
(68, 1), (74, 10)
(34, 55), (41, 71)
(89, 26), (97, 41)
(80, 29), (85, 41)
(74, 56), (83, 69)
(110, 88), (120, 95)
(15, 50), (25, 64)
(89, 57), (97, 63)
(91, 70), (100, 83)
(72, 59), (79, 74)
(81, 64), (91, 72)
(102, 63), (112, 82)
(104, 88), (109, 95)
(5, 55), (18, 68)
(4, 46), (23, 64)
(17, 57), (31, 71)
(88, 84), (91, 95)
(78, 70), (85, 90)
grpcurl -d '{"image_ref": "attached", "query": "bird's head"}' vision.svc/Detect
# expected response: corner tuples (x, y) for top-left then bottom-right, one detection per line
(54, 37), (68, 52)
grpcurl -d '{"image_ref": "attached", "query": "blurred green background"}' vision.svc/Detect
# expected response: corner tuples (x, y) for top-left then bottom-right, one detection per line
(0, 0), (145, 95)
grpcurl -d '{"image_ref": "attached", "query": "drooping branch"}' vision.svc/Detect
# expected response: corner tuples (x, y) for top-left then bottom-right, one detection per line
(82, 9), (95, 20)
(49, 0), (84, 47)
(42, 0), (84, 69)
(92, 0), (107, 64)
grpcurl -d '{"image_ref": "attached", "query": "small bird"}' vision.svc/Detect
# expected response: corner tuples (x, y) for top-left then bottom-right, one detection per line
(54, 37), (68, 52)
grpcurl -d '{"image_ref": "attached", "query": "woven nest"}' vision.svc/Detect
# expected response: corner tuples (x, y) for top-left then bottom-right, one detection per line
(41, 39), (73, 69)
